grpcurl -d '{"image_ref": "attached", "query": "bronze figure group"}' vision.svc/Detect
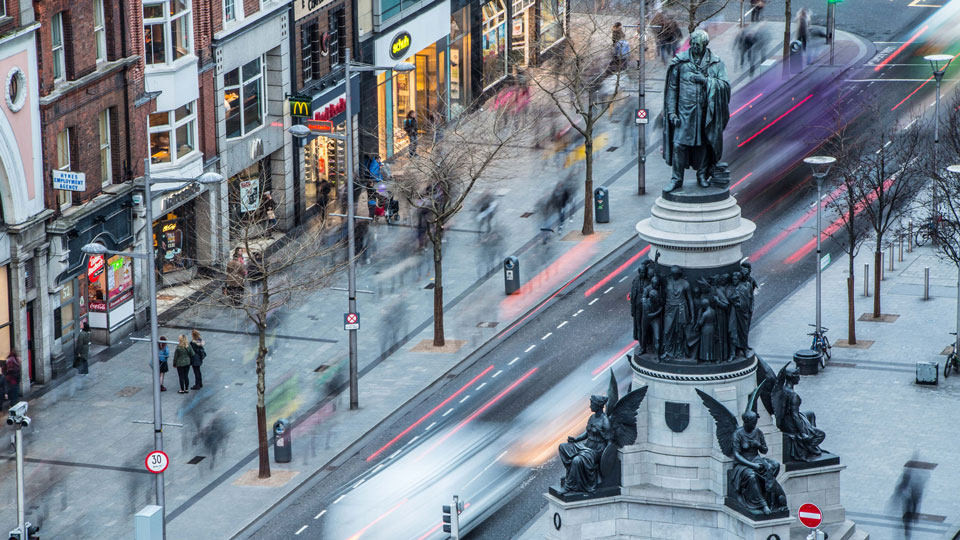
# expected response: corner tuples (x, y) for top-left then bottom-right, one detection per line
(631, 258), (757, 363)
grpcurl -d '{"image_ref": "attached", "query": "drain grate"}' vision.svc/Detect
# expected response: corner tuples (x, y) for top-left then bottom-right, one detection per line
(520, 212), (534, 218)
(186, 456), (206, 465)
(314, 364), (330, 373)
(827, 362), (856, 368)
(424, 283), (435, 289)
(904, 460), (937, 470)
(477, 322), (499, 328)
(324, 464), (339, 471)
(116, 386), (142, 398)
(233, 382), (244, 386)
(606, 146), (619, 152)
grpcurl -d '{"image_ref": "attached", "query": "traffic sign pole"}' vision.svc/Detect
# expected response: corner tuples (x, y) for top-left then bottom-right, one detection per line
(637, 0), (647, 196)
(798, 502), (823, 529)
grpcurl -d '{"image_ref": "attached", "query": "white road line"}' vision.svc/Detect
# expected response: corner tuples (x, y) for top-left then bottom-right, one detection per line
(334, 494), (346, 504)
(442, 408), (454, 417)
(465, 450), (510, 488)
(588, 298), (599, 306)
(389, 449), (402, 459)
(476, 382), (487, 390)
(592, 357), (625, 380)
(557, 321), (568, 329)
(373, 464), (385, 473)
(574, 309), (584, 316)
(493, 370), (504, 378)
(603, 287), (614, 294)
(460, 395), (471, 403)
(314, 510), (326, 520)
(618, 275), (629, 282)
(904, 117), (918, 130)
(508, 357), (519, 365)
(353, 479), (365, 489)
(295, 525), (309, 535)
(542, 332), (553, 340)
(525, 344), (536, 352)
(425, 421), (437, 431)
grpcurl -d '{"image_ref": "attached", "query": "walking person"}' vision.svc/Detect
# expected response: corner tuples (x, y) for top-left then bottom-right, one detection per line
(403, 111), (418, 156)
(750, 0), (764, 21)
(261, 192), (277, 229)
(173, 335), (192, 394)
(156, 337), (169, 391)
(4, 350), (21, 405)
(75, 322), (91, 375)
(796, 8), (810, 60)
(189, 330), (206, 390)
(225, 247), (247, 306)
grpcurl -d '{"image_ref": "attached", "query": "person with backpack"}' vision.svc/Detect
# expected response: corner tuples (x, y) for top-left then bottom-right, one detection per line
(173, 335), (192, 393)
(190, 330), (206, 390)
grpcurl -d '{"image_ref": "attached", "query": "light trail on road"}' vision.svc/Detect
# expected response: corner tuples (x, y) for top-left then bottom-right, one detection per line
(584, 246), (650, 297)
(737, 94), (814, 148)
(592, 342), (638, 376)
(730, 93), (764, 117)
(874, 25), (929, 71)
(345, 498), (408, 540)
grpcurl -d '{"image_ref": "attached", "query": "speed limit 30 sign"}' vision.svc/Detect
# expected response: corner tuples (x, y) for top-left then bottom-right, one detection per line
(145, 450), (169, 474)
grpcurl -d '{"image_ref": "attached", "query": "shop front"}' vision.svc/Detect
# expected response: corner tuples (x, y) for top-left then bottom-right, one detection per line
(374, 1), (451, 158)
(85, 249), (135, 336)
(510, 0), (537, 67)
(448, 4), (473, 117)
(481, 0), (509, 89)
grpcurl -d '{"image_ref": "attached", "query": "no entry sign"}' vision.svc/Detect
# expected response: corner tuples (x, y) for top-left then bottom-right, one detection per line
(797, 502), (822, 528)
(145, 450), (169, 474)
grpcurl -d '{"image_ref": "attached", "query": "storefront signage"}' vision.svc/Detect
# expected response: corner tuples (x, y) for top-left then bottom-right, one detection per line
(89, 299), (107, 312)
(314, 96), (346, 123)
(294, 0), (334, 20)
(162, 222), (177, 233)
(289, 96), (312, 118)
(53, 170), (86, 192)
(87, 254), (105, 282)
(307, 120), (335, 133)
(161, 182), (203, 212)
(239, 178), (260, 213)
(389, 31), (412, 60)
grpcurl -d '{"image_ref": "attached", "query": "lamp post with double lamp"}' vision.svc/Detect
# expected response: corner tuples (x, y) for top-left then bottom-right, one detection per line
(82, 161), (223, 538)
(803, 155), (836, 346)
(925, 54), (953, 217)
(948, 164), (960, 364)
(289, 48), (412, 410)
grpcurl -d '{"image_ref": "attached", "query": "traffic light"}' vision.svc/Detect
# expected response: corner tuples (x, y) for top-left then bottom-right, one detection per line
(441, 495), (463, 538)
(8, 523), (38, 540)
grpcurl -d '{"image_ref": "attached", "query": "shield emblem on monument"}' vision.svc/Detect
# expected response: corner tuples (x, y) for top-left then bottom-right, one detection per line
(664, 402), (689, 433)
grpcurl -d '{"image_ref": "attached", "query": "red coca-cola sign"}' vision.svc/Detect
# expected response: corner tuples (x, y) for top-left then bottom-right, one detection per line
(87, 254), (105, 282)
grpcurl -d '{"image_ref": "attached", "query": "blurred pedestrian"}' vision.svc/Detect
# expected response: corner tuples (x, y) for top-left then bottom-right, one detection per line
(261, 192), (277, 229)
(416, 206), (428, 250)
(173, 335), (192, 394)
(355, 219), (370, 264)
(189, 330), (206, 390)
(553, 180), (573, 230)
(319, 179), (332, 222)
(225, 247), (247, 305)
(750, 0), (764, 21)
(403, 111), (418, 156)
(476, 192), (498, 236)
(655, 16), (681, 64)
(892, 460), (928, 539)
(155, 336), (169, 391)
(796, 8), (810, 53)
(75, 322), (91, 375)
(5, 350), (21, 404)
(248, 251), (265, 296)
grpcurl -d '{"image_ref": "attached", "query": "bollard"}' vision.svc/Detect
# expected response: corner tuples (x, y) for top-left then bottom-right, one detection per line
(899, 235), (904, 262)
(924, 267), (930, 300)
(880, 251), (885, 281)
(889, 243), (895, 271)
(136, 505), (163, 540)
(908, 222), (913, 252)
(864, 264), (870, 296)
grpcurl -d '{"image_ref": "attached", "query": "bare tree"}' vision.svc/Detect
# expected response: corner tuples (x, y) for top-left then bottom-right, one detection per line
(782, 0), (792, 78)
(850, 106), (926, 318)
(529, 11), (628, 235)
(177, 177), (342, 479)
(663, 0), (731, 34)
(389, 102), (528, 347)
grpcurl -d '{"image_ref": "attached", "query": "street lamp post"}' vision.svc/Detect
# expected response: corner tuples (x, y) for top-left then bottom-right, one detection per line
(948, 164), (960, 363)
(637, 1), (647, 195)
(290, 49), (411, 410)
(803, 156), (836, 344)
(925, 54), (953, 218)
(81, 161), (222, 538)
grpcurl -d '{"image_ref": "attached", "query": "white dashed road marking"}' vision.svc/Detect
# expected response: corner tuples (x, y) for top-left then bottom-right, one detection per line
(525, 345), (536, 352)
(557, 321), (568, 329)
(334, 494), (346, 504)
(295, 525), (309, 535)
(508, 357), (519, 365)
(618, 275), (629, 282)
(442, 408), (454, 417)
(314, 510), (326, 520)
(588, 299), (599, 306)
(542, 332), (552, 340)
(574, 309), (584, 316)
(603, 287), (614, 294)
(460, 395), (471, 403)
(476, 382), (487, 390)
(425, 422), (437, 431)
(493, 370), (504, 378)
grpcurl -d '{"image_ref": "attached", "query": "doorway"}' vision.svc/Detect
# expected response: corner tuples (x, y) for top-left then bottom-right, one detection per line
(26, 301), (35, 382)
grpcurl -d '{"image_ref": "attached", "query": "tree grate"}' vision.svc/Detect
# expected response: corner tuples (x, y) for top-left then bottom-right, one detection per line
(186, 456), (206, 465)
(424, 283), (435, 289)
(520, 212), (534, 218)
(314, 365), (330, 373)
(904, 460), (937, 470)
(606, 146), (619, 152)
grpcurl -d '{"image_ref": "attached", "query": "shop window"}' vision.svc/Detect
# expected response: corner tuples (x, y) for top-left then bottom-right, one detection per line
(51, 12), (66, 82)
(153, 212), (195, 274)
(149, 101), (197, 164)
(304, 122), (346, 209)
(99, 109), (113, 185)
(482, 0), (508, 89)
(539, 0), (566, 50)
(450, 7), (472, 117)
(143, 0), (192, 67)
(88, 253), (134, 313)
(55, 128), (72, 210)
(224, 0), (237, 22)
(94, 0), (107, 62)
(224, 56), (265, 139)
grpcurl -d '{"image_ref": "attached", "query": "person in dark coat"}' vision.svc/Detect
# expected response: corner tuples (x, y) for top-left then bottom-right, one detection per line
(189, 330), (206, 390)
(75, 322), (91, 375)
(319, 179), (332, 221)
(155, 336), (169, 391)
(5, 350), (21, 404)
(173, 334), (192, 393)
(403, 111), (419, 155)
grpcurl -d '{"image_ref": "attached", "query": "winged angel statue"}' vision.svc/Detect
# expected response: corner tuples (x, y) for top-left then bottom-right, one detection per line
(558, 372), (648, 494)
(697, 385), (788, 515)
(756, 358), (826, 462)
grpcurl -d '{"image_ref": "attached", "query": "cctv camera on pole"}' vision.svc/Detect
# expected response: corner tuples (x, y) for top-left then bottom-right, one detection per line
(7, 402), (36, 540)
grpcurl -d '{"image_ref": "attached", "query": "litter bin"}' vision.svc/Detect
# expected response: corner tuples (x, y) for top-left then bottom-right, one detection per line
(790, 40), (804, 73)
(793, 349), (821, 376)
(916, 361), (938, 385)
(504, 256), (520, 295)
(594, 187), (610, 223)
(273, 419), (291, 463)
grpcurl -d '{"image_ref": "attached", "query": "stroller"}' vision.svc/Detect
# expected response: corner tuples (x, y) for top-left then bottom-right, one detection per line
(386, 193), (401, 224)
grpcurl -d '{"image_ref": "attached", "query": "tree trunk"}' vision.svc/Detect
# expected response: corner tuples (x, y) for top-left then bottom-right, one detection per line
(582, 132), (595, 235)
(873, 249), (881, 317)
(256, 323), (270, 479)
(688, 4), (697, 33)
(846, 276), (856, 345)
(782, 0), (792, 78)
(432, 229), (445, 347)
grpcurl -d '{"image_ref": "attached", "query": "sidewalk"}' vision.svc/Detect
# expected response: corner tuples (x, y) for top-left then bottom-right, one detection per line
(0, 25), (873, 540)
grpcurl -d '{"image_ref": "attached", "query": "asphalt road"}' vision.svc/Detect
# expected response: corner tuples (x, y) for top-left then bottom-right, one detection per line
(241, 4), (960, 539)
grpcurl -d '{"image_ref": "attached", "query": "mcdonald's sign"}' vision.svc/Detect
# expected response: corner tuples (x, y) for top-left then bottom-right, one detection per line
(289, 96), (312, 118)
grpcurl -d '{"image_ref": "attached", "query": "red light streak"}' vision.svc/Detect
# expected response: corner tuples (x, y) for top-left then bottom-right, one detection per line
(891, 75), (933, 111)
(500, 266), (589, 337)
(730, 172), (753, 191)
(874, 25), (928, 71)
(737, 95), (814, 148)
(730, 93), (763, 117)
(366, 365), (496, 461)
(592, 342), (638, 376)
(345, 498), (408, 540)
(425, 368), (538, 454)
(750, 179), (850, 261)
(584, 246), (651, 298)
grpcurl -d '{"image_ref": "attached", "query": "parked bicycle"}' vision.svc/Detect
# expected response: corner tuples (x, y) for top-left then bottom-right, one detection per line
(914, 215), (943, 247)
(808, 324), (831, 368)
(944, 333), (959, 378)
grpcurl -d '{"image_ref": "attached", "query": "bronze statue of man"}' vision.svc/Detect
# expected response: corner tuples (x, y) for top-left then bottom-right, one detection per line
(663, 30), (731, 192)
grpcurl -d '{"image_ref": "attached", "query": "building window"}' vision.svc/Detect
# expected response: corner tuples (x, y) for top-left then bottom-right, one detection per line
(224, 0), (236, 22)
(143, 0), (192, 66)
(56, 129), (72, 209)
(328, 8), (346, 66)
(51, 13), (66, 82)
(99, 109), (113, 185)
(149, 101), (197, 164)
(94, 0), (107, 62)
(224, 56), (265, 139)
(300, 23), (318, 85)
